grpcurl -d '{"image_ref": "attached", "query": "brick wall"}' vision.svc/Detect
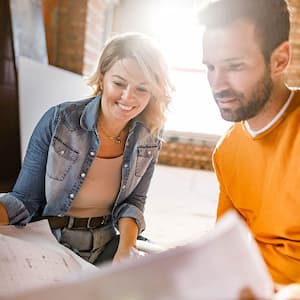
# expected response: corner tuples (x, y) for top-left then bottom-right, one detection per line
(158, 141), (215, 171)
(286, 0), (300, 88)
(42, 0), (108, 75)
(83, 0), (107, 75)
(158, 132), (220, 171)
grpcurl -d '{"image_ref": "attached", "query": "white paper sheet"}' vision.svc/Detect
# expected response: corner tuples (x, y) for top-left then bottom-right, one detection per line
(0, 220), (96, 298)
(2, 211), (274, 300)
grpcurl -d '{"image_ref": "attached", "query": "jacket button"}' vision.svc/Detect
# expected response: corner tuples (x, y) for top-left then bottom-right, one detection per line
(122, 185), (126, 190)
(90, 151), (95, 156)
(124, 163), (128, 168)
(69, 193), (74, 199)
(81, 173), (86, 178)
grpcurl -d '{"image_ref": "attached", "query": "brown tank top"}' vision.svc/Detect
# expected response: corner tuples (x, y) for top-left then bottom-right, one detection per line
(67, 155), (123, 217)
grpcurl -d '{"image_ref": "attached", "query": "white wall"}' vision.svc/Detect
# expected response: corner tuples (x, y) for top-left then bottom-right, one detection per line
(18, 56), (92, 158)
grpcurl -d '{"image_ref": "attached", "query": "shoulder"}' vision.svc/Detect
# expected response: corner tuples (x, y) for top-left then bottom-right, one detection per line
(213, 122), (244, 158)
(216, 123), (243, 148)
(287, 89), (300, 117)
(56, 96), (96, 114)
(53, 96), (98, 128)
(133, 121), (162, 148)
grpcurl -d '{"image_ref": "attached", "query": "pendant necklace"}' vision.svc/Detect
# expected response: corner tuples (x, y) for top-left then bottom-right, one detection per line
(99, 123), (123, 144)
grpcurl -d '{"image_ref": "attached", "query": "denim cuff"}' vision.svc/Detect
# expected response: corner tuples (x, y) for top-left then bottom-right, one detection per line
(114, 203), (145, 233)
(0, 193), (31, 225)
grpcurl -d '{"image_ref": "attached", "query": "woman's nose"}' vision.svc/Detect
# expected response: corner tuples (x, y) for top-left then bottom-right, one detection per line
(121, 86), (135, 101)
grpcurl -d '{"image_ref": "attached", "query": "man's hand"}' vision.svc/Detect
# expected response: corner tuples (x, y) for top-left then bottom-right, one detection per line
(239, 284), (300, 300)
(273, 284), (300, 300)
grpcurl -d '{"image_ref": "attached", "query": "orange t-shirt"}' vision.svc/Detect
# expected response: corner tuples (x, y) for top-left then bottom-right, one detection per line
(213, 90), (300, 284)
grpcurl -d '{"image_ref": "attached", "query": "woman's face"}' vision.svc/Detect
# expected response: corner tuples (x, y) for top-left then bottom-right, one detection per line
(100, 58), (152, 125)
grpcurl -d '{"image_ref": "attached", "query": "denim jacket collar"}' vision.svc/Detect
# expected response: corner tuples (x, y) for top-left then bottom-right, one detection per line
(80, 95), (101, 131)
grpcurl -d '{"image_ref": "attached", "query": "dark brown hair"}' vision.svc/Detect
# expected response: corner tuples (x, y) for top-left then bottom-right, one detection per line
(199, 0), (290, 62)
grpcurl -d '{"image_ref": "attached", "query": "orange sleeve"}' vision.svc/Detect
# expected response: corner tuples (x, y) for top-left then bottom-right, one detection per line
(213, 149), (235, 220)
(216, 187), (234, 219)
(0, 203), (9, 225)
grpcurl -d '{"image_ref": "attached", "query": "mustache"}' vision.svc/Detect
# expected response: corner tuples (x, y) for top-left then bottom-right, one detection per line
(213, 90), (243, 100)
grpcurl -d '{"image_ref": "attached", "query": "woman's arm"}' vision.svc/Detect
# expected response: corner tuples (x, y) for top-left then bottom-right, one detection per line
(113, 217), (139, 262)
(0, 203), (9, 225)
(114, 148), (159, 233)
(0, 106), (56, 224)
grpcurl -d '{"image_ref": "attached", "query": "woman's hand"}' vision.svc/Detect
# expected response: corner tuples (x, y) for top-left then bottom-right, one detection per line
(113, 245), (139, 263)
(0, 203), (9, 225)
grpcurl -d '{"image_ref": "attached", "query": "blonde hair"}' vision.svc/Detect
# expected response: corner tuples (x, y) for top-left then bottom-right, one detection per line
(87, 32), (173, 136)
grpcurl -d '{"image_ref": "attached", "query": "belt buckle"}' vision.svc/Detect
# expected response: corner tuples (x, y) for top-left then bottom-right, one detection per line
(67, 216), (75, 229)
(87, 217), (94, 229)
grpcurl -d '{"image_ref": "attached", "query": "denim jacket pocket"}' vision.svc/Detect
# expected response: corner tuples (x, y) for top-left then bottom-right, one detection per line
(135, 145), (158, 177)
(46, 137), (79, 181)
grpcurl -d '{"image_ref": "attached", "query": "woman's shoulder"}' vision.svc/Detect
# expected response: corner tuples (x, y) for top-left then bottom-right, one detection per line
(133, 122), (163, 148)
(42, 96), (98, 130)
(57, 96), (97, 111)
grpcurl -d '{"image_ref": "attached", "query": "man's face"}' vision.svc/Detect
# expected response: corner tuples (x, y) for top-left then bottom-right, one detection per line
(202, 19), (273, 122)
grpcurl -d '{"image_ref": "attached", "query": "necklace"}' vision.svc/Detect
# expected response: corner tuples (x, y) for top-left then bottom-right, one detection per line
(98, 123), (123, 144)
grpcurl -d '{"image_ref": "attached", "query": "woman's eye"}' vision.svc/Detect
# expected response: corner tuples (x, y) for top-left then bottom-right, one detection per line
(113, 81), (125, 87)
(136, 87), (149, 93)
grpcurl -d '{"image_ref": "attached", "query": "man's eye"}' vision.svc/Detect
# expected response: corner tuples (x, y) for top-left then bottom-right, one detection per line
(228, 63), (244, 71)
(205, 65), (214, 72)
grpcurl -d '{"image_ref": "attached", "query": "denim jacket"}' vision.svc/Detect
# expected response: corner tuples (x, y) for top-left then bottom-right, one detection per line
(0, 95), (162, 232)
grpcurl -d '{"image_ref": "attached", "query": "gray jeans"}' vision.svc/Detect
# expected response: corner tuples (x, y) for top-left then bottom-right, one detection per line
(58, 223), (117, 264)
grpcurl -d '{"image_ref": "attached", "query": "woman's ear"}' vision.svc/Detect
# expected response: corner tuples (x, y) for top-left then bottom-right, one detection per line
(270, 41), (290, 77)
(99, 76), (104, 91)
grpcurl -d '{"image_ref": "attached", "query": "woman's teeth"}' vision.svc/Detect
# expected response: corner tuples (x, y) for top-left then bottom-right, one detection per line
(118, 103), (134, 111)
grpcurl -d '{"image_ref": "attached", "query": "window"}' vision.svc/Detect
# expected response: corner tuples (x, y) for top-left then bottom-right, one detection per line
(113, 0), (231, 136)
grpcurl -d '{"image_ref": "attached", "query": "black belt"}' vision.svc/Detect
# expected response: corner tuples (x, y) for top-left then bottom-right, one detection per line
(34, 215), (112, 230)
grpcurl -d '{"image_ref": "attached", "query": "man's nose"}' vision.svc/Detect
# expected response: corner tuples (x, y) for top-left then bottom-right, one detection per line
(209, 69), (229, 93)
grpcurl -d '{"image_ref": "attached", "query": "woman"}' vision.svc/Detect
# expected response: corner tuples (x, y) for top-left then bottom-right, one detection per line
(0, 32), (173, 264)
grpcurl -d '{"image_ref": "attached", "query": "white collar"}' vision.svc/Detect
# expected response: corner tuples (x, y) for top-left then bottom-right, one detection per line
(245, 90), (294, 137)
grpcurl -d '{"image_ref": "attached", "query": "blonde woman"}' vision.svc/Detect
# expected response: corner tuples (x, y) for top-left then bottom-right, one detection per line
(0, 32), (173, 264)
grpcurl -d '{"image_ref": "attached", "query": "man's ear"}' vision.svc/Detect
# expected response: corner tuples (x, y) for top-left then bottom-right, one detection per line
(270, 41), (290, 77)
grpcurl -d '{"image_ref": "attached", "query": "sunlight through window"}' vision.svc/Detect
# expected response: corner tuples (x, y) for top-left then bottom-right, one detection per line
(113, 0), (231, 136)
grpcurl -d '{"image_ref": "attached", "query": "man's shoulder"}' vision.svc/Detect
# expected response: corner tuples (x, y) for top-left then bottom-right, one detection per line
(215, 123), (244, 150)
(291, 89), (300, 109)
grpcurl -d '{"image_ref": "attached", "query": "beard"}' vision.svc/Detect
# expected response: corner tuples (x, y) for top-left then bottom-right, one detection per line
(214, 69), (273, 122)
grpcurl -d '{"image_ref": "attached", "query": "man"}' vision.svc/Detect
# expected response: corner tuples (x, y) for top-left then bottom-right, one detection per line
(199, 0), (300, 287)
